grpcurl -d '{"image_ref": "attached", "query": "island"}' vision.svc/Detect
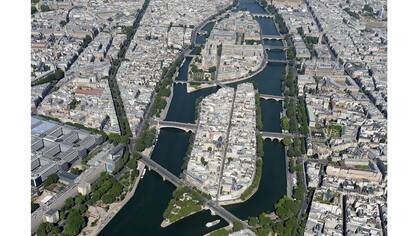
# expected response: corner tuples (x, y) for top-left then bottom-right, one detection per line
(187, 11), (265, 92)
(185, 83), (258, 203)
(161, 187), (205, 227)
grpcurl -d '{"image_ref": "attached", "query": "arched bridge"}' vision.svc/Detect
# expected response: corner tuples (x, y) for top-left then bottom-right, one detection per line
(253, 14), (274, 18)
(264, 45), (289, 50)
(260, 131), (305, 141)
(262, 34), (285, 40)
(158, 120), (197, 132)
(267, 59), (288, 63)
(259, 94), (285, 101)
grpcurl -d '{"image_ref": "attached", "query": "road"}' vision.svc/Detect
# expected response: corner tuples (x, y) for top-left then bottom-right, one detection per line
(216, 88), (237, 202)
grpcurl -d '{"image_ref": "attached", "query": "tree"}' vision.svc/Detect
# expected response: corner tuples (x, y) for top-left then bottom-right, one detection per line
(74, 194), (85, 206)
(63, 209), (85, 236)
(31, 6), (38, 15)
(132, 152), (141, 160)
(37, 222), (60, 236)
(248, 216), (259, 227)
(273, 221), (285, 234)
(287, 47), (296, 60)
(132, 169), (139, 177)
(40, 4), (50, 12)
(275, 196), (299, 221)
(282, 136), (293, 146)
(135, 126), (156, 152)
(232, 221), (243, 232)
(44, 173), (59, 186)
(63, 197), (75, 211)
(60, 20), (67, 27)
(31, 201), (39, 213)
(127, 159), (137, 169)
(256, 225), (271, 236)
(258, 213), (270, 226)
(200, 157), (208, 166)
(289, 159), (296, 173)
(281, 116), (290, 131)
(289, 117), (298, 133)
(108, 133), (122, 145)
(101, 193), (115, 204)
(78, 204), (88, 215)
(297, 27), (304, 36)
(363, 4), (374, 14)
(256, 134), (264, 158)
(81, 35), (93, 48)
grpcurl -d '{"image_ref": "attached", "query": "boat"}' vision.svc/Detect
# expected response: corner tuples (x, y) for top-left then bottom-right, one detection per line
(140, 169), (146, 179)
(205, 219), (220, 228)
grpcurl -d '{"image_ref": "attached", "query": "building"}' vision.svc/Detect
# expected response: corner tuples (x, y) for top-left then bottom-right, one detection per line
(44, 209), (59, 223)
(31, 162), (59, 187)
(31, 115), (104, 187)
(105, 144), (125, 173)
(326, 166), (383, 183)
(77, 181), (91, 196)
(58, 171), (78, 185)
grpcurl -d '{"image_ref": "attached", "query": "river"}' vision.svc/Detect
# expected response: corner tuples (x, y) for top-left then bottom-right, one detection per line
(100, 0), (287, 235)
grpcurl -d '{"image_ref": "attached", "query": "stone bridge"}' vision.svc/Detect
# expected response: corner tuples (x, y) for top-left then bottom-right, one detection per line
(260, 131), (304, 142)
(157, 120), (197, 133)
(259, 94), (285, 102)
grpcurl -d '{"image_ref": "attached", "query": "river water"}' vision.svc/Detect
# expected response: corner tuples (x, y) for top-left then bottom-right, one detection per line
(100, 0), (287, 235)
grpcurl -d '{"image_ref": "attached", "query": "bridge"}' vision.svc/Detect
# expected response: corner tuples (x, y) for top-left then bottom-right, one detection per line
(173, 80), (189, 85)
(262, 34), (285, 40)
(157, 120), (197, 133)
(264, 45), (289, 50)
(267, 59), (288, 63)
(259, 94), (285, 101)
(253, 13), (273, 18)
(173, 80), (214, 85)
(260, 131), (304, 141)
(139, 157), (249, 228)
(140, 156), (185, 186)
(215, 80), (229, 89)
(197, 30), (209, 36)
(171, 79), (231, 91)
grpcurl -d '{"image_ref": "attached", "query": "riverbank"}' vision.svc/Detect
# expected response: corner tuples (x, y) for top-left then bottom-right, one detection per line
(160, 206), (204, 228)
(87, 145), (155, 235)
(218, 185), (259, 206)
(84, 160), (145, 235)
(159, 82), (174, 120)
(205, 225), (232, 236)
(186, 54), (268, 93)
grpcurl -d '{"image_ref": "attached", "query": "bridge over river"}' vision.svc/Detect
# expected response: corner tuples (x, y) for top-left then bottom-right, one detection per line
(259, 131), (304, 141)
(156, 119), (304, 142)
